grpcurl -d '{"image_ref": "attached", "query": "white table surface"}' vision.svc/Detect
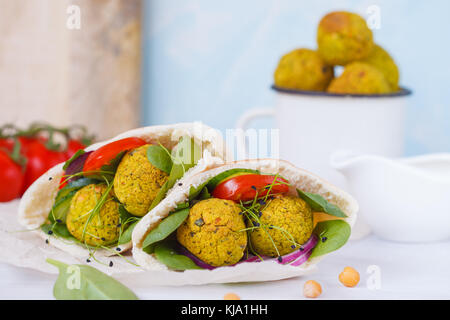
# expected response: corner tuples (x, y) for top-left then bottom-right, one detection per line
(1, 234), (448, 300)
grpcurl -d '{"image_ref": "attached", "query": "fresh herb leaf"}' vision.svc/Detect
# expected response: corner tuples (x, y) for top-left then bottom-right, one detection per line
(309, 220), (351, 258)
(148, 137), (202, 210)
(117, 220), (139, 245)
(154, 241), (201, 270)
(46, 258), (138, 300)
(147, 145), (173, 174)
(297, 189), (347, 218)
(63, 150), (85, 170)
(142, 208), (189, 249)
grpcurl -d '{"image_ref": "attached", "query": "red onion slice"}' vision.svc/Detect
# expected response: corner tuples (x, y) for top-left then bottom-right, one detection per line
(65, 151), (92, 178)
(289, 249), (313, 267)
(277, 234), (318, 265)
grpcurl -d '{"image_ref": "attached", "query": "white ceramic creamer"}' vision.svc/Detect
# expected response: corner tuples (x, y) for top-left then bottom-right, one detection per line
(331, 151), (450, 242)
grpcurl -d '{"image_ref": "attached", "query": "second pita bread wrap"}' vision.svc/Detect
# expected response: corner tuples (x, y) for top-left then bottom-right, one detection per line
(132, 159), (358, 284)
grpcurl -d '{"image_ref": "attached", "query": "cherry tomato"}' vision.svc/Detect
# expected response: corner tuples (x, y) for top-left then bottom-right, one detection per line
(65, 139), (86, 159)
(83, 137), (147, 173)
(21, 140), (51, 194)
(212, 174), (289, 202)
(0, 150), (24, 202)
(0, 138), (14, 152)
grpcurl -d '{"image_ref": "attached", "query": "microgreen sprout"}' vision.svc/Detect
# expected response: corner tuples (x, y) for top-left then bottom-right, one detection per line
(237, 174), (301, 260)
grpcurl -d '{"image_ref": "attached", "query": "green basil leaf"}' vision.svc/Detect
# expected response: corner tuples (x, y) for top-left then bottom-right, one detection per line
(310, 220), (351, 258)
(63, 150), (85, 170)
(154, 241), (201, 270)
(147, 145), (173, 174)
(142, 208), (189, 249)
(118, 220), (139, 245)
(206, 168), (260, 191)
(46, 258), (138, 300)
(297, 189), (347, 218)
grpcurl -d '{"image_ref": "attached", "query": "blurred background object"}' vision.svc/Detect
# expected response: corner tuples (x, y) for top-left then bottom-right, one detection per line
(142, 0), (450, 156)
(0, 0), (142, 141)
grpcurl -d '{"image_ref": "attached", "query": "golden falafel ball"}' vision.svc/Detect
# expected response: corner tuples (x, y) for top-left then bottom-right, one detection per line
(274, 48), (334, 91)
(317, 11), (374, 66)
(177, 198), (247, 267)
(66, 184), (120, 246)
(114, 145), (169, 216)
(249, 195), (313, 257)
(358, 44), (399, 91)
(327, 62), (391, 95)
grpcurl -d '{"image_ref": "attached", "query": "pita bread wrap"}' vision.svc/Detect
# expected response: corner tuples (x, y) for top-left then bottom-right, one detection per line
(18, 122), (228, 259)
(132, 159), (358, 284)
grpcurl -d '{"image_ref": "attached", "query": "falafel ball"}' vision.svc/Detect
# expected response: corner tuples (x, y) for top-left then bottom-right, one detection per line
(317, 11), (374, 66)
(327, 62), (391, 95)
(66, 184), (120, 246)
(274, 48), (334, 91)
(358, 44), (399, 91)
(248, 195), (313, 257)
(177, 198), (247, 267)
(114, 145), (169, 216)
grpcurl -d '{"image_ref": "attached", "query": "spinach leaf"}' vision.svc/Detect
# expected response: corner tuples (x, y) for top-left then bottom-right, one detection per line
(142, 208), (189, 249)
(148, 137), (202, 210)
(147, 145), (173, 174)
(310, 220), (351, 258)
(206, 168), (260, 191)
(154, 241), (201, 271)
(297, 189), (347, 218)
(41, 223), (76, 241)
(46, 258), (138, 300)
(188, 182), (208, 201)
(63, 150), (85, 170)
(117, 220), (139, 245)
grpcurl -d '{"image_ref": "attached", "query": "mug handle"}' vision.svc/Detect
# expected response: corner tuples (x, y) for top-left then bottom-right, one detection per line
(235, 107), (275, 158)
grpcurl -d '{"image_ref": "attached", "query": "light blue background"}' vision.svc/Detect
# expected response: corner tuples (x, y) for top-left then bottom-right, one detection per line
(142, 0), (450, 155)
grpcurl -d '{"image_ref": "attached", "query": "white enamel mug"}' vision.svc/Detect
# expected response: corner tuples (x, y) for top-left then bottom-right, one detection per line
(236, 85), (412, 239)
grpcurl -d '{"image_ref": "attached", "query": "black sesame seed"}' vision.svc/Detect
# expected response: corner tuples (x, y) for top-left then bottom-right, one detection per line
(277, 256), (282, 262)
(300, 247), (304, 251)
(45, 239), (49, 244)
(48, 177), (53, 181)
(56, 219), (62, 223)
(116, 247), (121, 252)
(254, 222), (260, 227)
(291, 245), (296, 249)
(251, 186), (256, 190)
(178, 183), (183, 186)
(117, 223), (122, 227)
(86, 259), (91, 263)
(48, 230), (53, 235)
(258, 211), (262, 217)
(322, 237), (328, 243)
(268, 225), (273, 229)
(101, 237), (106, 241)
(109, 261), (113, 267)
(238, 212), (243, 215)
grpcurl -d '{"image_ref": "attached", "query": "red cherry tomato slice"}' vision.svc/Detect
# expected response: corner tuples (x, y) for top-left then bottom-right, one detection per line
(212, 174), (289, 202)
(0, 150), (24, 202)
(83, 137), (147, 173)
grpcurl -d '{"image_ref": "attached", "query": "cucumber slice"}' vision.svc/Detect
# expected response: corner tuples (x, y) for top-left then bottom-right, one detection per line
(49, 191), (76, 223)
